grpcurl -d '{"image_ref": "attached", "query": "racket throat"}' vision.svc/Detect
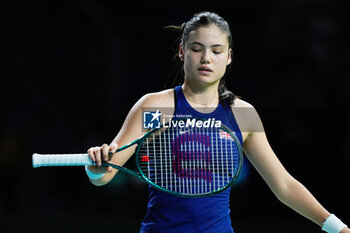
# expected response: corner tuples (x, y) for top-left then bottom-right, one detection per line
(102, 162), (142, 179)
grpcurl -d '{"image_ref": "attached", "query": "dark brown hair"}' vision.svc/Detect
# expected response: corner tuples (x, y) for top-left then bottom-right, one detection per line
(165, 11), (236, 106)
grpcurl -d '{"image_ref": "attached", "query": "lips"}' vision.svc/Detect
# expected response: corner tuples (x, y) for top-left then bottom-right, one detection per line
(198, 66), (213, 72)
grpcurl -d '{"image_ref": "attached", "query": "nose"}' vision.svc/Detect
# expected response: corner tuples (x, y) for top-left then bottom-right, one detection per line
(200, 49), (210, 64)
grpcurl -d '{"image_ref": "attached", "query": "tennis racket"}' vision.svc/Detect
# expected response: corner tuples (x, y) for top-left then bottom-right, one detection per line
(32, 118), (243, 197)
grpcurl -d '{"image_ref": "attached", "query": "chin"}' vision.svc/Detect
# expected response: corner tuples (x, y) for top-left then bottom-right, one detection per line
(188, 77), (220, 88)
(185, 72), (221, 85)
(198, 74), (221, 83)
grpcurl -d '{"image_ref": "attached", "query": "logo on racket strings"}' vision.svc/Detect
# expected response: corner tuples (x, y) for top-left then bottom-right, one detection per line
(141, 155), (150, 162)
(172, 133), (212, 182)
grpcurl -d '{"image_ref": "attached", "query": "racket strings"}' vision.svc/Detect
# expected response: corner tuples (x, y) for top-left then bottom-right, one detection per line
(138, 126), (241, 195)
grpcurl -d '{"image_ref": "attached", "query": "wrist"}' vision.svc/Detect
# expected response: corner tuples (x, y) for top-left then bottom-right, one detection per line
(322, 214), (348, 233)
(84, 165), (106, 180)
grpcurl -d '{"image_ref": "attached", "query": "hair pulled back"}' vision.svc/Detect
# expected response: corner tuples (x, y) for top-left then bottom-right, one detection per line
(165, 11), (236, 106)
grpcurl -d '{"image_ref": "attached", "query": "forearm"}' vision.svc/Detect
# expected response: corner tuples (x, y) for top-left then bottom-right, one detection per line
(276, 177), (330, 226)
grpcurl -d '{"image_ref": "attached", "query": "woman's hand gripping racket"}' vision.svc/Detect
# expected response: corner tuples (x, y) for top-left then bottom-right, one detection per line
(32, 118), (243, 197)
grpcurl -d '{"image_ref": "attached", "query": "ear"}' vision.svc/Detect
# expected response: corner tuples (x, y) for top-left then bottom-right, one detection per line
(179, 43), (184, 61)
(227, 48), (232, 65)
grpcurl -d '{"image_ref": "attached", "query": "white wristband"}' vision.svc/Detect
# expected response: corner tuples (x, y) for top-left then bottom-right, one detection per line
(85, 165), (106, 180)
(322, 214), (348, 233)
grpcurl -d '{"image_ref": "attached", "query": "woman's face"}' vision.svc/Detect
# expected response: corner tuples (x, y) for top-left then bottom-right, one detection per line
(180, 24), (232, 87)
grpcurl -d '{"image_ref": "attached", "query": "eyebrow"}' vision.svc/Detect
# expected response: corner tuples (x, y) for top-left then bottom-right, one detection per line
(190, 41), (226, 48)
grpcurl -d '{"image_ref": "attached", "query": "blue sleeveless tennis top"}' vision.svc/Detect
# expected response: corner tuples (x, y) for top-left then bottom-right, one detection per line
(139, 85), (243, 233)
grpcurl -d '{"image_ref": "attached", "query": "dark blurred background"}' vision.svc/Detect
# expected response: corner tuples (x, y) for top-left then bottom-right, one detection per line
(1, 0), (349, 232)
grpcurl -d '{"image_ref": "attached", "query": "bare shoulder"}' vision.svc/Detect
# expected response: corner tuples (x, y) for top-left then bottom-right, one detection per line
(231, 98), (263, 134)
(232, 98), (254, 108)
(140, 88), (174, 108)
(114, 88), (175, 145)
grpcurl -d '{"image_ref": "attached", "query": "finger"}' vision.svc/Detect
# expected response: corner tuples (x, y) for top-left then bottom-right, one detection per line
(101, 143), (109, 162)
(109, 142), (119, 154)
(94, 146), (102, 166)
(87, 147), (96, 162)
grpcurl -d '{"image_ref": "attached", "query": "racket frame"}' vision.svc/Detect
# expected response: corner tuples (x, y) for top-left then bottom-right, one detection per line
(102, 118), (243, 198)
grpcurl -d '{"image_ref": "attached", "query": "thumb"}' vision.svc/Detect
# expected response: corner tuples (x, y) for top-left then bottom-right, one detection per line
(106, 166), (113, 173)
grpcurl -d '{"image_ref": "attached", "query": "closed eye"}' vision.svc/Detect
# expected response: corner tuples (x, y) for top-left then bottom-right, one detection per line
(191, 48), (201, 52)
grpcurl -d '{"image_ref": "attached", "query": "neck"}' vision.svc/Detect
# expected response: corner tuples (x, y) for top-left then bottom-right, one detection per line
(182, 79), (220, 107)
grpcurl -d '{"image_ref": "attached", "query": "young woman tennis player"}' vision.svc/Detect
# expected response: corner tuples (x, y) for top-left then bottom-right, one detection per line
(85, 12), (349, 233)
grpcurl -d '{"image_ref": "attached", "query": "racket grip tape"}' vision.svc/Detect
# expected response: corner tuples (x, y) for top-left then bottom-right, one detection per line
(32, 153), (94, 168)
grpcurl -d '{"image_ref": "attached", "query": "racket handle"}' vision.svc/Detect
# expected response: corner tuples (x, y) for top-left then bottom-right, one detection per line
(32, 153), (94, 168)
